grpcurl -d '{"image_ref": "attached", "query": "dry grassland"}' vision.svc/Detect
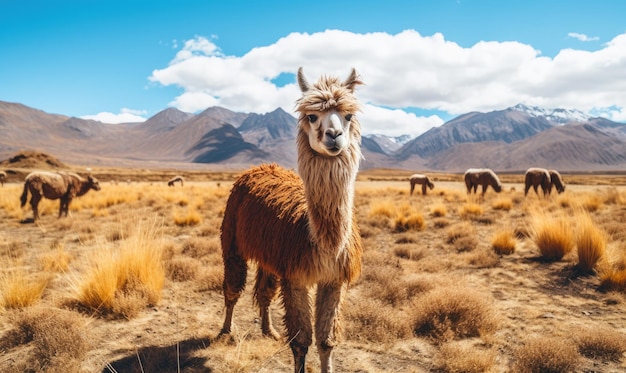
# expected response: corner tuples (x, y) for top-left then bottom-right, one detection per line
(1, 171), (626, 372)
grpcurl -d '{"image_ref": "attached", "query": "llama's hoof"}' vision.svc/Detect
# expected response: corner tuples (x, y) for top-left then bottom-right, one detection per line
(214, 331), (235, 344)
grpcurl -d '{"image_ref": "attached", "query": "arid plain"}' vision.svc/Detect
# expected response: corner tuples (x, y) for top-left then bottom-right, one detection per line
(1, 164), (626, 372)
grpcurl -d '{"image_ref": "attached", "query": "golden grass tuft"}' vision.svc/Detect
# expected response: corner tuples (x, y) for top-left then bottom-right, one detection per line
(459, 202), (484, 219)
(173, 206), (202, 226)
(368, 199), (396, 219)
(491, 196), (512, 211)
(530, 212), (575, 261)
(70, 219), (165, 318)
(491, 228), (516, 255)
(344, 299), (412, 343)
(411, 286), (498, 343)
(575, 211), (607, 274)
(434, 342), (497, 373)
(393, 210), (425, 232)
(430, 203), (447, 217)
(39, 241), (72, 272)
(0, 269), (49, 310)
(514, 336), (580, 373)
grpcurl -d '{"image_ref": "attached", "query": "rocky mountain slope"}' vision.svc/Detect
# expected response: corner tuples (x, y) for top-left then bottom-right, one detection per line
(1, 100), (625, 172)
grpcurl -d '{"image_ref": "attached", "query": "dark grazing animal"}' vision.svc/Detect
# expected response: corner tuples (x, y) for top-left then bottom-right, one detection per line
(464, 168), (502, 195)
(524, 167), (552, 196)
(549, 169), (566, 194)
(167, 175), (184, 187)
(0, 170), (6, 187)
(409, 174), (435, 195)
(219, 67), (363, 373)
(20, 171), (101, 221)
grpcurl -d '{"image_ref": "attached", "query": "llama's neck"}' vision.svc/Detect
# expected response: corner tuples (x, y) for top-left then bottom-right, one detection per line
(297, 131), (361, 257)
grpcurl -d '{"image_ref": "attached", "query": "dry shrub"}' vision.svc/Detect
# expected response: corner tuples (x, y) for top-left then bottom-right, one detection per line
(182, 236), (219, 258)
(70, 219), (165, 318)
(433, 217), (450, 229)
(411, 286), (498, 343)
(0, 307), (90, 372)
(459, 202), (484, 219)
(530, 212), (574, 261)
(447, 222), (478, 252)
(344, 299), (412, 343)
(603, 187), (626, 205)
(575, 211), (606, 274)
(430, 203), (447, 217)
(0, 269), (49, 309)
(491, 228), (516, 255)
(556, 193), (571, 208)
(173, 206), (201, 226)
(513, 336), (580, 373)
(466, 247), (500, 268)
(491, 197), (512, 211)
(434, 341), (497, 373)
(196, 265), (224, 292)
(393, 211), (425, 232)
(573, 326), (626, 361)
(166, 256), (200, 282)
(394, 245), (425, 261)
(598, 260), (626, 293)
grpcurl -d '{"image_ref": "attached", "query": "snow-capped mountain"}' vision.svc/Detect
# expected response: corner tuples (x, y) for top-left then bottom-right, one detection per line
(511, 103), (591, 124)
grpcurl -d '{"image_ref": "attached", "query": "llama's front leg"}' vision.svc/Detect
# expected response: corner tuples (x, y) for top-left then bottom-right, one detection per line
(315, 282), (346, 373)
(220, 254), (248, 336)
(254, 269), (280, 339)
(30, 195), (41, 221)
(281, 279), (312, 373)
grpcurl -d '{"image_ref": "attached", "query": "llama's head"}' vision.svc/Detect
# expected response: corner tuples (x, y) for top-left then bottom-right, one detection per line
(88, 175), (101, 191)
(295, 67), (363, 157)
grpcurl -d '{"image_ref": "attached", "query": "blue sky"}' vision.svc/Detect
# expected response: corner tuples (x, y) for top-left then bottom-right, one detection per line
(1, 0), (625, 137)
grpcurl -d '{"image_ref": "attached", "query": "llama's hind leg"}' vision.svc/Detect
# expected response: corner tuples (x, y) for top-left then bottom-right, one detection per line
(315, 282), (345, 373)
(220, 253), (248, 335)
(281, 279), (312, 373)
(254, 269), (281, 339)
(30, 194), (41, 221)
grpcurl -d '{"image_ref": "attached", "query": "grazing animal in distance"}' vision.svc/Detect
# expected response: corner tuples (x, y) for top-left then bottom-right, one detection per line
(20, 171), (101, 221)
(409, 174), (435, 195)
(167, 175), (184, 187)
(524, 167), (552, 196)
(464, 168), (502, 195)
(0, 170), (6, 187)
(549, 169), (566, 194)
(219, 67), (363, 373)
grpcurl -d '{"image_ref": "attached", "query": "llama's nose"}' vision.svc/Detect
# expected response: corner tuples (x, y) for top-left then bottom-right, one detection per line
(325, 128), (343, 140)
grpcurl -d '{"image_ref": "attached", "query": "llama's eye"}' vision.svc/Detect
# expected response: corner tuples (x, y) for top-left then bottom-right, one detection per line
(307, 114), (318, 123)
(345, 114), (353, 121)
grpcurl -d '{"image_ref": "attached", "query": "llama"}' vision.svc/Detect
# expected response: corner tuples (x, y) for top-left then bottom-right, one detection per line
(0, 170), (6, 187)
(549, 169), (566, 194)
(167, 175), (184, 187)
(219, 67), (363, 373)
(524, 167), (552, 196)
(409, 174), (435, 195)
(20, 171), (101, 221)
(464, 168), (502, 195)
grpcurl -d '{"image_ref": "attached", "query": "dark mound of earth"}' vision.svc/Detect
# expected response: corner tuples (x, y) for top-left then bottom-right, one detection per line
(1, 150), (67, 169)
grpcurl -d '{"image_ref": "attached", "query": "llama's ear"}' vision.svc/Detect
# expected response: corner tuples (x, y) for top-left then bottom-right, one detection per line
(297, 67), (310, 93)
(343, 68), (364, 92)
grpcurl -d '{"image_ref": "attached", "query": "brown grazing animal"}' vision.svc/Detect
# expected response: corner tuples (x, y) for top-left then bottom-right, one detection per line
(220, 67), (363, 373)
(464, 168), (502, 195)
(20, 171), (101, 221)
(549, 169), (566, 194)
(0, 170), (6, 187)
(409, 173), (435, 195)
(167, 175), (184, 187)
(524, 167), (552, 196)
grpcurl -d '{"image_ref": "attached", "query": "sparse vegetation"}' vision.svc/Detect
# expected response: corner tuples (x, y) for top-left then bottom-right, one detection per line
(530, 211), (575, 261)
(0, 172), (625, 371)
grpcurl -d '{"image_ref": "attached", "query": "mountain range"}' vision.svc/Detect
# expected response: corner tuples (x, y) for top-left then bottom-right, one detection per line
(1, 100), (625, 172)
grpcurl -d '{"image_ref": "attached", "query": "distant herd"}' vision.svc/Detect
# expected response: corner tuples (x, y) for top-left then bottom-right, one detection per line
(0, 165), (565, 222)
(409, 167), (565, 197)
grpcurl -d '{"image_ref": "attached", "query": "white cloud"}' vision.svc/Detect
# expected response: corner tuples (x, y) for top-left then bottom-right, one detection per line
(149, 31), (626, 137)
(81, 108), (147, 124)
(567, 32), (600, 42)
